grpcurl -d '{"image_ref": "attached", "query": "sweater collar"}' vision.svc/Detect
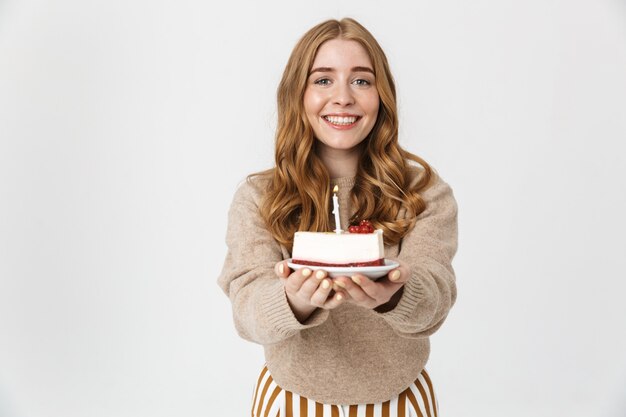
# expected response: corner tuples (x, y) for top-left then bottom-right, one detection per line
(330, 176), (356, 189)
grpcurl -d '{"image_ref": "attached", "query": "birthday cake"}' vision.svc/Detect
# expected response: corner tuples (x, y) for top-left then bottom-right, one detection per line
(291, 221), (385, 267)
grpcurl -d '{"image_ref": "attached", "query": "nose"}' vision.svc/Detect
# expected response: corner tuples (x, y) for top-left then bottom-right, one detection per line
(332, 83), (355, 106)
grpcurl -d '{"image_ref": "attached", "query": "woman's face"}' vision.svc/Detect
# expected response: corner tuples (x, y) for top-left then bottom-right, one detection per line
(303, 39), (380, 155)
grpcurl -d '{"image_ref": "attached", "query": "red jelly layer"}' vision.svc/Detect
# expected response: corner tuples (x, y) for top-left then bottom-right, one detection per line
(292, 259), (384, 267)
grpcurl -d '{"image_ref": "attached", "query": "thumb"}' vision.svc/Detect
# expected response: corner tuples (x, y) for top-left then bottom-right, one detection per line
(388, 260), (410, 284)
(275, 260), (290, 278)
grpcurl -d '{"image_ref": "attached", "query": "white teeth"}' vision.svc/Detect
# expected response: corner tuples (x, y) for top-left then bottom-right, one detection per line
(324, 116), (358, 125)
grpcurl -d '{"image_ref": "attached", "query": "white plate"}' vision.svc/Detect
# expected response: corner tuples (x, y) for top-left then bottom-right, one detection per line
(286, 259), (399, 280)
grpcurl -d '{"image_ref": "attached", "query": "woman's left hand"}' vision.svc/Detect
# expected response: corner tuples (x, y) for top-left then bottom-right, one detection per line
(332, 259), (410, 310)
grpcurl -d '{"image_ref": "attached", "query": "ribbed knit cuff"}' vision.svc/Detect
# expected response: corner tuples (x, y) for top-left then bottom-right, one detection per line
(260, 279), (330, 339)
(380, 270), (426, 329)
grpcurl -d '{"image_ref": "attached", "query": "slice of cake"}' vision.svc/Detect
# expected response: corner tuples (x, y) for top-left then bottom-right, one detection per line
(291, 221), (384, 267)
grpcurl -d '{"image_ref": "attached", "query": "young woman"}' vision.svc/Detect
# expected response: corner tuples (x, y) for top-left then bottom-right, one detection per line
(219, 17), (458, 417)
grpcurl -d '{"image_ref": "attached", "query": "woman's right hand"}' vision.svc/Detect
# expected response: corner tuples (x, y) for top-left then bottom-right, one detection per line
(274, 260), (345, 323)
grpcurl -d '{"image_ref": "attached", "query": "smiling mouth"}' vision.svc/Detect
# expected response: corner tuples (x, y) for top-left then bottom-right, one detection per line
(323, 115), (360, 126)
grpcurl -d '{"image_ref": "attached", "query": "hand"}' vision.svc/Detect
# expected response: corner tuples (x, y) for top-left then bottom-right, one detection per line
(332, 259), (409, 311)
(274, 260), (346, 322)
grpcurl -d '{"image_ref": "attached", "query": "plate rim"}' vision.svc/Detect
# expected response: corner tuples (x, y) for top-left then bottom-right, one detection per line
(285, 258), (399, 276)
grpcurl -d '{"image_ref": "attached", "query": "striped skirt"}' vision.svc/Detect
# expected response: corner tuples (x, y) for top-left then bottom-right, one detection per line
(251, 366), (438, 417)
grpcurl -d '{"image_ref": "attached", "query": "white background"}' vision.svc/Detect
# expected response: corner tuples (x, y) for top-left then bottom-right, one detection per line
(1, 0), (625, 416)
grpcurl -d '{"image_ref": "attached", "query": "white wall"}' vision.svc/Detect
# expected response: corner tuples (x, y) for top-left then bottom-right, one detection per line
(1, 0), (625, 416)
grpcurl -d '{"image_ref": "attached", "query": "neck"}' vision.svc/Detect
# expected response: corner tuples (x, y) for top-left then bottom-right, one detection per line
(317, 144), (362, 179)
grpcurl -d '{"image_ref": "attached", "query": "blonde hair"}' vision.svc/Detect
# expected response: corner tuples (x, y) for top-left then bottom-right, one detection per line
(250, 17), (433, 249)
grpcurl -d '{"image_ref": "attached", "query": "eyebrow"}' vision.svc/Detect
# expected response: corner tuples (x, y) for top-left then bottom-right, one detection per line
(309, 66), (375, 75)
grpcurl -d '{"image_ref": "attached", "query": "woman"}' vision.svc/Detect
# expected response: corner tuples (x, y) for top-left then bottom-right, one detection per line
(219, 17), (458, 416)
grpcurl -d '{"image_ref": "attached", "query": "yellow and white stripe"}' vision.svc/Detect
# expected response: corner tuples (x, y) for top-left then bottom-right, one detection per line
(251, 366), (439, 417)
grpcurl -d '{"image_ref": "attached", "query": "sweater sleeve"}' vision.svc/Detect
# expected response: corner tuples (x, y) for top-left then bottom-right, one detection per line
(217, 179), (330, 345)
(380, 173), (459, 338)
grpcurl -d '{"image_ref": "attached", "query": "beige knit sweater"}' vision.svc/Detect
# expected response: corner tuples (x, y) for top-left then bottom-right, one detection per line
(218, 169), (458, 405)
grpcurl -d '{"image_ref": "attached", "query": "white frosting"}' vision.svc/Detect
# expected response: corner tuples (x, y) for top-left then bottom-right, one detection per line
(292, 229), (384, 264)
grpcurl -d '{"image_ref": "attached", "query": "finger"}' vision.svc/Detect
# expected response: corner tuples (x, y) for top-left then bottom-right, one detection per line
(387, 262), (410, 284)
(299, 271), (325, 294)
(288, 268), (328, 300)
(332, 279), (348, 294)
(332, 276), (357, 293)
(389, 269), (402, 282)
(313, 269), (327, 281)
(332, 277), (354, 295)
(370, 262), (410, 293)
(310, 278), (333, 307)
(275, 261), (291, 278)
(354, 273), (405, 304)
(322, 290), (346, 309)
(387, 259), (410, 281)
(348, 274), (379, 306)
(284, 267), (313, 293)
(332, 275), (377, 307)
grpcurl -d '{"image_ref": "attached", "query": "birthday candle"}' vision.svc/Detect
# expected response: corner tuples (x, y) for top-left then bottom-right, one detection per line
(332, 185), (342, 233)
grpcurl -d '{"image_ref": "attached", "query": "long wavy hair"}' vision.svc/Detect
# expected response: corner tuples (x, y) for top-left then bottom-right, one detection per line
(250, 17), (433, 250)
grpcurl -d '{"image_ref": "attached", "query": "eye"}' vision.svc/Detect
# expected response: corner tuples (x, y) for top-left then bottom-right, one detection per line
(353, 79), (372, 87)
(314, 78), (331, 86)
